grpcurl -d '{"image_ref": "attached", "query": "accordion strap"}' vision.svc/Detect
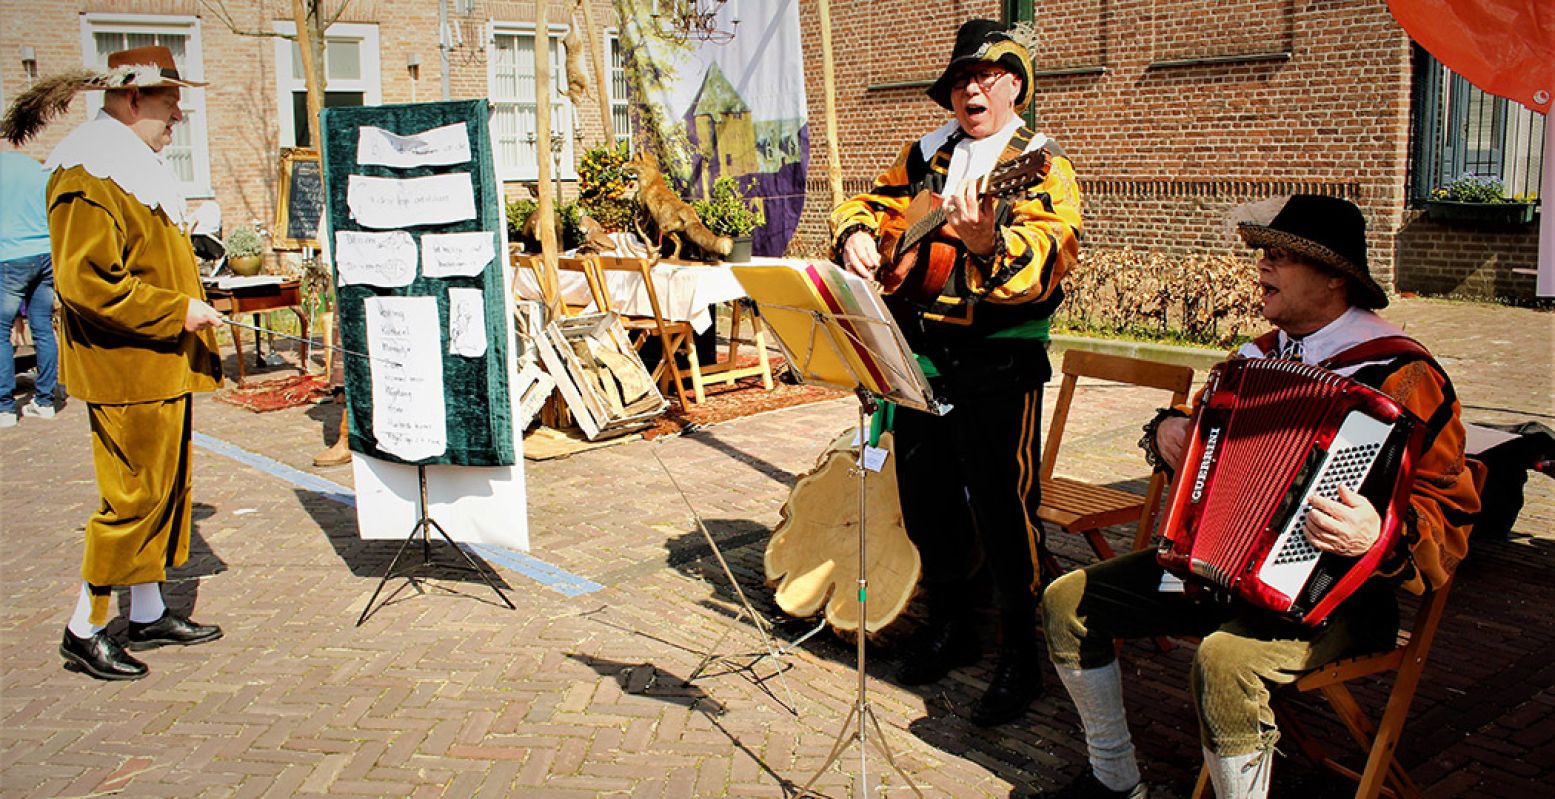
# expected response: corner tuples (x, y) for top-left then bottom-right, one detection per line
(1319, 335), (1435, 372)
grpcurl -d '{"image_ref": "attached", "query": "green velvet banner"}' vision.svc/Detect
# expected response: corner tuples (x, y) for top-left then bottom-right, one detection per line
(320, 100), (514, 466)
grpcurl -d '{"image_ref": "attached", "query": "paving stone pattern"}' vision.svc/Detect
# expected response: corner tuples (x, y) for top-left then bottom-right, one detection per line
(1, 298), (1550, 798)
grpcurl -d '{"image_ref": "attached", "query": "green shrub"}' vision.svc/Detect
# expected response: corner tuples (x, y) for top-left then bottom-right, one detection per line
(506, 198), (585, 250)
(692, 175), (765, 237)
(224, 223), (266, 258)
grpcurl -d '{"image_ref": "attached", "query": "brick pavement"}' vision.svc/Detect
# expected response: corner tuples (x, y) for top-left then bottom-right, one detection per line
(1, 297), (1551, 798)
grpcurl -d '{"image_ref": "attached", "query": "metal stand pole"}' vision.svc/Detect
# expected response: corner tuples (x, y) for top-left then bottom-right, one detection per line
(357, 464), (516, 626)
(796, 395), (923, 798)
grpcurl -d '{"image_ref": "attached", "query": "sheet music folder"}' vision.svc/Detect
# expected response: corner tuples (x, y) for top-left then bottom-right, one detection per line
(729, 259), (941, 414)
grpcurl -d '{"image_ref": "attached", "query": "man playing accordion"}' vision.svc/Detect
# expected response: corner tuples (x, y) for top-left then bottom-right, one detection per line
(1034, 195), (1480, 799)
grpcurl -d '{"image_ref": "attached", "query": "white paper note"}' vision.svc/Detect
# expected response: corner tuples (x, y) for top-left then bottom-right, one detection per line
(422, 231), (495, 278)
(447, 287), (488, 357)
(365, 296), (447, 460)
(347, 173), (477, 229)
(356, 122), (472, 168)
(333, 230), (418, 287)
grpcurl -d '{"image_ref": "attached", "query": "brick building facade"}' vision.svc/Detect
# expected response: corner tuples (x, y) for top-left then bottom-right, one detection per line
(2, 0), (1540, 300)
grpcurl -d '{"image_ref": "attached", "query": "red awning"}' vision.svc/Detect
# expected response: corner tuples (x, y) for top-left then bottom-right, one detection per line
(1387, 0), (1553, 114)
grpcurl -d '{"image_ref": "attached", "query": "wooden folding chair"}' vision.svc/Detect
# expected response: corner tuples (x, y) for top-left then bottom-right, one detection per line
(1038, 350), (1195, 569)
(587, 255), (707, 406)
(1190, 579), (1454, 799)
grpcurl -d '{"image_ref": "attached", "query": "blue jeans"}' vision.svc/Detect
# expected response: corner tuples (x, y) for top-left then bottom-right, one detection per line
(1, 252), (57, 412)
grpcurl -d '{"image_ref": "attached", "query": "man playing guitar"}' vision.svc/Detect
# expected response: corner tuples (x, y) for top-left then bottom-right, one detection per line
(832, 18), (1082, 727)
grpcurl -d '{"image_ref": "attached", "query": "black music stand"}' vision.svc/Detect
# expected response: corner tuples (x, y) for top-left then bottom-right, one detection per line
(730, 261), (947, 799)
(356, 464), (517, 626)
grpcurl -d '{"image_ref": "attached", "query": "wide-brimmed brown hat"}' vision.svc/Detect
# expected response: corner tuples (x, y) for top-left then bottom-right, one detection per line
(1237, 194), (1389, 309)
(926, 19), (1034, 113)
(104, 45), (208, 89)
(1, 45), (205, 144)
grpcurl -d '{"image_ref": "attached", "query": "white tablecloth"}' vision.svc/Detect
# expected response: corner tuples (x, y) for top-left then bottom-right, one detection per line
(515, 261), (750, 333)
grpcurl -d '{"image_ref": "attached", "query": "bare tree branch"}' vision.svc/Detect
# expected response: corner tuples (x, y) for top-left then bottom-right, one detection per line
(196, 0), (296, 40)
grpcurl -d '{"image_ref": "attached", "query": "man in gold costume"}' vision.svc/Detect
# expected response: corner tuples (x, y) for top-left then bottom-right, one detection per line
(3, 45), (226, 680)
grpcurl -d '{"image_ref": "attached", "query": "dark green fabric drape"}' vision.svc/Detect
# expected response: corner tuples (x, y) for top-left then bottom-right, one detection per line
(321, 100), (514, 466)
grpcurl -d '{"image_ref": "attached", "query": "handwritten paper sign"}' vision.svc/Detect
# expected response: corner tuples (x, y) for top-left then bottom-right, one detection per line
(347, 173), (476, 229)
(447, 288), (488, 357)
(334, 230), (418, 287)
(357, 122), (472, 168)
(421, 231), (495, 278)
(365, 296), (447, 461)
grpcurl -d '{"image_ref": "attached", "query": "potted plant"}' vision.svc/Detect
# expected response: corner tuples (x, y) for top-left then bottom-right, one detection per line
(1425, 174), (1538, 226)
(577, 142), (637, 234)
(224, 223), (267, 276)
(693, 175), (765, 262)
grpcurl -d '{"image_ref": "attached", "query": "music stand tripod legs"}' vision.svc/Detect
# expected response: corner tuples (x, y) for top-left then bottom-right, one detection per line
(357, 464), (517, 626)
(796, 393), (924, 799)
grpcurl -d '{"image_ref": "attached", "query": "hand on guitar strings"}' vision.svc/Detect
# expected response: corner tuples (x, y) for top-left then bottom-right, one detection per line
(943, 178), (1000, 259)
(841, 229), (881, 279)
(1304, 484), (1382, 556)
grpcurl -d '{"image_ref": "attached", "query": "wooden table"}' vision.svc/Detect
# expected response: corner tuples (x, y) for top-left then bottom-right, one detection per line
(205, 279), (308, 385)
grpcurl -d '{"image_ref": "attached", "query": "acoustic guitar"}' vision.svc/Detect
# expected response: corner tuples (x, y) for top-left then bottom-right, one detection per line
(875, 147), (1053, 303)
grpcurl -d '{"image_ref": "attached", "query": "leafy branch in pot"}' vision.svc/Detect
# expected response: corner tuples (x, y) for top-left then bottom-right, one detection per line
(693, 175), (766, 238)
(223, 223), (267, 258)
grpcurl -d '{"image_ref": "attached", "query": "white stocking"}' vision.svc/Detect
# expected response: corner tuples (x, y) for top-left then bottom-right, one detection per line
(66, 582), (103, 639)
(128, 583), (166, 624)
(1055, 662), (1141, 793)
(1202, 745), (1271, 799)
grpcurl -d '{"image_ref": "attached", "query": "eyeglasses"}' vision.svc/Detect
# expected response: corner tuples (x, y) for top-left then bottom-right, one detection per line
(1260, 246), (1298, 263)
(949, 68), (1009, 93)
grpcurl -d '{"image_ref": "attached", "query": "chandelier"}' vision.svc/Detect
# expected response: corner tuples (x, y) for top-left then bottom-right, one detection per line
(651, 0), (739, 44)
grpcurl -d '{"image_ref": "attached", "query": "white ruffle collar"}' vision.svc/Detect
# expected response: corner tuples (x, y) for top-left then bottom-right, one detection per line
(44, 110), (189, 227)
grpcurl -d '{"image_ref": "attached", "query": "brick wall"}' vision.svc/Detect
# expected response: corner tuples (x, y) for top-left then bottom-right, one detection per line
(796, 0), (1431, 292)
(1395, 210), (1541, 300)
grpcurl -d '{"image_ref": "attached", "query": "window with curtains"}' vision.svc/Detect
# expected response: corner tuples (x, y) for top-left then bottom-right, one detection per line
(1409, 46), (1545, 203)
(82, 15), (211, 197)
(607, 31), (632, 149)
(489, 27), (576, 181)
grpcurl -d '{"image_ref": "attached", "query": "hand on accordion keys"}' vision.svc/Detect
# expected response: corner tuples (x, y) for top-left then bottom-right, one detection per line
(1304, 485), (1383, 557)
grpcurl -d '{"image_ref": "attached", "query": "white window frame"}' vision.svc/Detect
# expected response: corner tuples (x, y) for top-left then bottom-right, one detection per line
(606, 29), (632, 150)
(488, 23), (577, 182)
(272, 21), (382, 149)
(80, 13), (212, 198)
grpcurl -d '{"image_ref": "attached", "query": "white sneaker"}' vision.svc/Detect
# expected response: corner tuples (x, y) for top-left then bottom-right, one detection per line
(0, 412), (16, 428)
(22, 399), (55, 419)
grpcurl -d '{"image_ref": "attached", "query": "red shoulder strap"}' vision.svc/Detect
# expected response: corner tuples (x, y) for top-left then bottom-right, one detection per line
(1320, 335), (1433, 370)
(1251, 330), (1281, 356)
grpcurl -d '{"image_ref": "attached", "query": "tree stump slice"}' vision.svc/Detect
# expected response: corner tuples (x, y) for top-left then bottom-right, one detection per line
(764, 429), (920, 635)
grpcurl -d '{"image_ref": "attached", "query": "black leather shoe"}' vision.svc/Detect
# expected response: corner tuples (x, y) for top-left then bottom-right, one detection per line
(60, 629), (148, 681)
(125, 612), (222, 651)
(970, 649), (1044, 726)
(895, 618), (980, 686)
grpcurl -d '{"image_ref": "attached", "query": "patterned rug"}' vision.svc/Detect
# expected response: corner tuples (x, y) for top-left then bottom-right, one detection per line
(642, 359), (846, 439)
(213, 373), (333, 413)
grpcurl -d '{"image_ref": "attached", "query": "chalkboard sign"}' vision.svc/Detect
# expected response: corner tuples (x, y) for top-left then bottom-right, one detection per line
(274, 147), (324, 250)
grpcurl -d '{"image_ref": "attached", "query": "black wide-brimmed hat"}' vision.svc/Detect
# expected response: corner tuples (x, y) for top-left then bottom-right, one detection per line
(926, 19), (1033, 113)
(1238, 194), (1388, 309)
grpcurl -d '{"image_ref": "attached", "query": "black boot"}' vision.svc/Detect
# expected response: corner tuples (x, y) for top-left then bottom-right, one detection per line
(970, 647), (1044, 726)
(60, 629), (148, 681)
(895, 616), (980, 686)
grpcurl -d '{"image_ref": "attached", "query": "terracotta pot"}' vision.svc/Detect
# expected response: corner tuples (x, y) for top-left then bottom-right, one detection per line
(228, 254), (263, 276)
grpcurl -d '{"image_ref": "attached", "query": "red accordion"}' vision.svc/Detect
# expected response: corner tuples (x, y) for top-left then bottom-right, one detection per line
(1156, 358), (1426, 626)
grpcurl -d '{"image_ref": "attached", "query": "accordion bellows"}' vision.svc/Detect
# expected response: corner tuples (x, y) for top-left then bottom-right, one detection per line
(1157, 358), (1426, 625)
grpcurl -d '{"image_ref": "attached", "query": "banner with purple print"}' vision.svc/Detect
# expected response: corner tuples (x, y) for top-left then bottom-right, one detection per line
(616, 0), (808, 257)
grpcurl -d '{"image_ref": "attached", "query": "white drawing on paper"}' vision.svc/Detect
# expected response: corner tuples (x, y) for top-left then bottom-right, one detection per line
(447, 287), (488, 358)
(347, 173), (476, 229)
(334, 230), (418, 287)
(364, 296), (447, 461)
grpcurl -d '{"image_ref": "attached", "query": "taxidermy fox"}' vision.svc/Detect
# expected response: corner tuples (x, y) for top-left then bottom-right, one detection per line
(627, 151), (732, 260)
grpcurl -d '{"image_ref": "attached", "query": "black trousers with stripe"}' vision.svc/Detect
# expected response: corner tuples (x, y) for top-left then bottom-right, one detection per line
(893, 377), (1046, 652)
